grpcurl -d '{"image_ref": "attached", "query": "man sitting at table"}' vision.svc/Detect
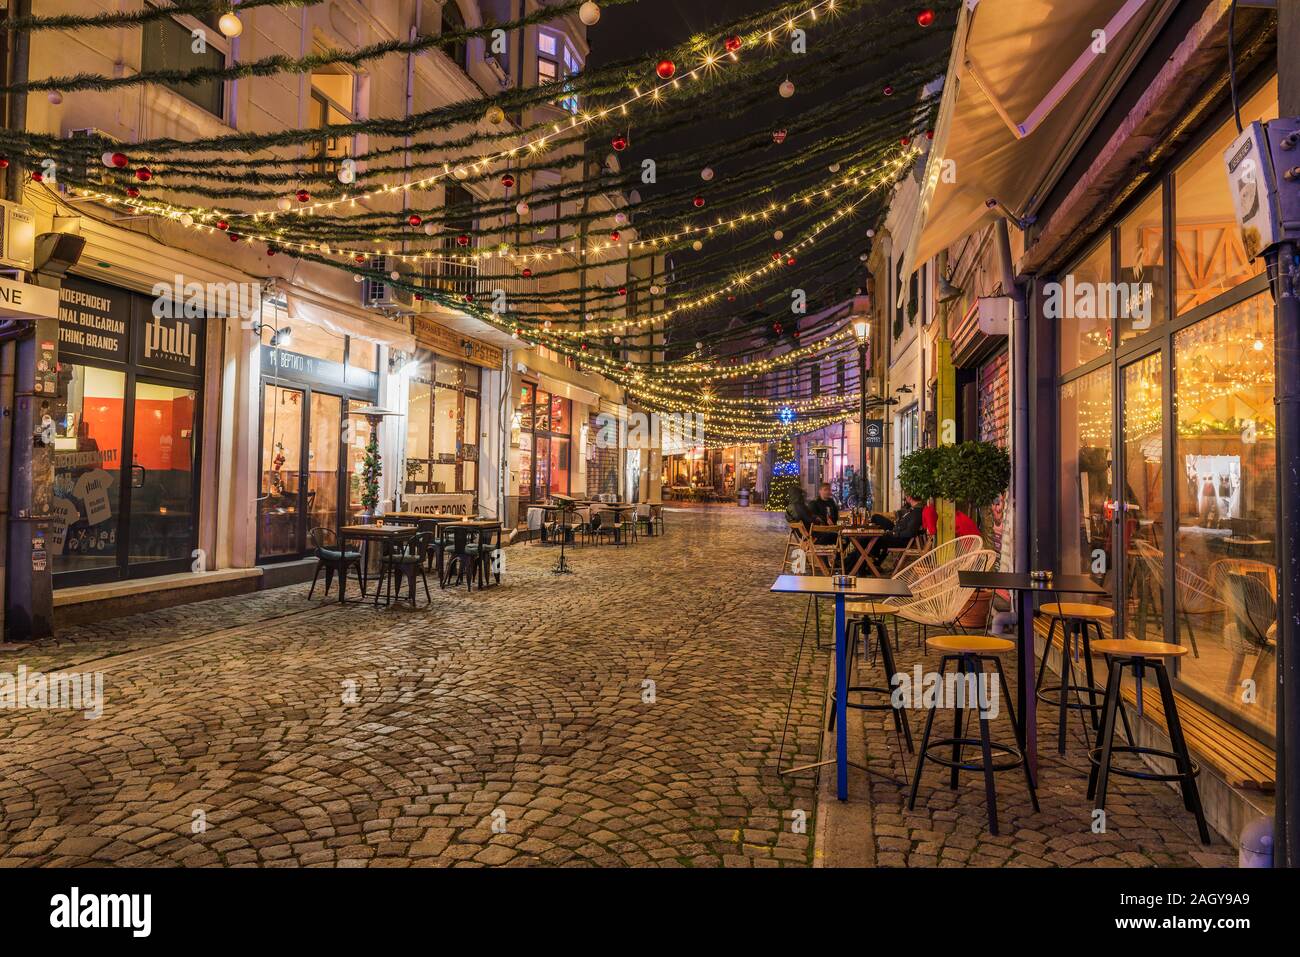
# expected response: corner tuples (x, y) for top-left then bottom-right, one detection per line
(810, 483), (840, 526)
(869, 493), (925, 563)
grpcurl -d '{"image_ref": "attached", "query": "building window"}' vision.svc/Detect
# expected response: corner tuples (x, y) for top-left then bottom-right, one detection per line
(1057, 239), (1113, 370)
(1116, 187), (1167, 343)
(518, 384), (572, 503)
(1171, 291), (1276, 737)
(404, 351), (481, 499)
(1057, 365), (1113, 611)
(538, 30), (581, 113)
(141, 5), (228, 117)
(441, 2), (469, 70)
(309, 69), (356, 176)
(1173, 77), (1277, 315)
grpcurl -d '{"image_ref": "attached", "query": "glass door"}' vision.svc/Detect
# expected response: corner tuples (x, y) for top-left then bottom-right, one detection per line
(344, 404), (374, 525)
(259, 384), (306, 559)
(127, 380), (199, 573)
(1117, 350), (1165, 640)
(306, 392), (342, 539)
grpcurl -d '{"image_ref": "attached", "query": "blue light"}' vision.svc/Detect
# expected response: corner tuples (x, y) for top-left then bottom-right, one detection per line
(778, 406), (795, 425)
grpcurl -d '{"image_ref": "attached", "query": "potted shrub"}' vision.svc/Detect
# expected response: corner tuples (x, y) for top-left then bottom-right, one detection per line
(933, 441), (1011, 627)
(897, 445), (944, 502)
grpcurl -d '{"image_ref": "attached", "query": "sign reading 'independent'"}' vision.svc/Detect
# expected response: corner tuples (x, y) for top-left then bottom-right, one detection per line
(58, 279), (128, 363)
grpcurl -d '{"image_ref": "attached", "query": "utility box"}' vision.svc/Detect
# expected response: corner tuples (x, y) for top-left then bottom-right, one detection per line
(0, 199), (37, 271)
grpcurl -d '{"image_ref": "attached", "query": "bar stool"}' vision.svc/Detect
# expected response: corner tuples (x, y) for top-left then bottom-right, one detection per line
(1087, 639), (1211, 845)
(827, 603), (914, 758)
(908, 634), (1039, 836)
(1036, 602), (1132, 754)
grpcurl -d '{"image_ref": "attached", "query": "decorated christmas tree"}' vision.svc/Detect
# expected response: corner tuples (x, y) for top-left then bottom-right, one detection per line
(360, 432), (382, 514)
(765, 435), (799, 512)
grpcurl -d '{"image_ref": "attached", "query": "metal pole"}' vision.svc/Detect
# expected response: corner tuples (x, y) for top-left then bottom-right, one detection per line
(1272, 241), (1300, 868)
(1275, 0), (1300, 870)
(858, 341), (868, 520)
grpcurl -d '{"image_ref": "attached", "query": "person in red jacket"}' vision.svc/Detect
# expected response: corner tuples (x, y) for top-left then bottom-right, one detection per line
(922, 501), (981, 538)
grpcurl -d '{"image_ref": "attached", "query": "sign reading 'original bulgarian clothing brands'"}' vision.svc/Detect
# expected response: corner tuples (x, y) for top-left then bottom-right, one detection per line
(58, 277), (129, 363)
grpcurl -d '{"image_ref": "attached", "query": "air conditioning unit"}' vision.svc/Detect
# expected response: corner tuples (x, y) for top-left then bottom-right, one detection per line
(0, 199), (36, 271)
(362, 256), (413, 309)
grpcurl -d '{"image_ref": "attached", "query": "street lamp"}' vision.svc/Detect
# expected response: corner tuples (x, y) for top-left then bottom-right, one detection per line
(853, 318), (870, 521)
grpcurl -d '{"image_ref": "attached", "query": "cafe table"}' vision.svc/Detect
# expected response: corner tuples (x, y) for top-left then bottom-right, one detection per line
(770, 573), (913, 800)
(957, 570), (1108, 782)
(596, 503), (637, 543)
(838, 526), (884, 576)
(337, 524), (417, 604)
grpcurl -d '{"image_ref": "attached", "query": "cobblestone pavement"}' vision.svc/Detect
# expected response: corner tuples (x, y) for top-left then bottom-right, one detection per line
(849, 621), (1237, 867)
(0, 507), (828, 868)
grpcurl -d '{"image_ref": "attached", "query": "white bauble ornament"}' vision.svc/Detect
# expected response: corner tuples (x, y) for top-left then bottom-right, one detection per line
(454, 167), (469, 180)
(423, 222), (439, 235)
(701, 167), (714, 181)
(692, 240), (703, 251)
(649, 284), (661, 295)
(101, 151), (117, 168)
(829, 163), (841, 173)
(614, 211), (627, 225)
(390, 270), (400, 280)
(579, 1), (601, 26)
(47, 90), (63, 105)
(354, 274), (364, 283)
(218, 13), (243, 38)
(179, 213), (194, 227)
(695, 341), (704, 350)
(779, 79), (795, 98)
(277, 197), (293, 212)
(773, 230), (784, 241)
(516, 201), (530, 216)
(866, 228), (876, 238)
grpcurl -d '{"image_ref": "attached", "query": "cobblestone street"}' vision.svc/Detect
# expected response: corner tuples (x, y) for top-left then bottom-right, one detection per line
(0, 507), (827, 868)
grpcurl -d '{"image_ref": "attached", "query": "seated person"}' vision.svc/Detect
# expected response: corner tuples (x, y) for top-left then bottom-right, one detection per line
(869, 494), (925, 562)
(810, 483), (840, 526)
(921, 501), (982, 539)
(786, 486), (838, 545)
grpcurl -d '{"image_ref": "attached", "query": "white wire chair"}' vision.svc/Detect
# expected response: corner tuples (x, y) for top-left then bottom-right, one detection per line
(1131, 540), (1210, 656)
(1218, 569), (1277, 709)
(893, 534), (985, 588)
(890, 549), (998, 646)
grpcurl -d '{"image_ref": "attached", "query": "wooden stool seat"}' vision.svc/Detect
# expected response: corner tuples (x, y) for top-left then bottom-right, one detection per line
(1040, 602), (1114, 620)
(1090, 638), (1188, 658)
(927, 634), (1015, 655)
(846, 600), (898, 616)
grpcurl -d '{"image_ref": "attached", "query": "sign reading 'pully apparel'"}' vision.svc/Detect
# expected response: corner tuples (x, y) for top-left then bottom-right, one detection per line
(57, 275), (204, 380)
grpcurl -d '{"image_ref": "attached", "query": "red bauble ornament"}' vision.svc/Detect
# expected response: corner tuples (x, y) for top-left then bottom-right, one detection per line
(415, 293), (424, 301)
(522, 268), (533, 278)
(407, 213), (423, 227)
(611, 135), (628, 152)
(456, 234), (470, 247)
(31, 171), (44, 183)
(724, 35), (743, 52)
(917, 9), (935, 27)
(354, 254), (365, 263)
(618, 287), (627, 297)
(772, 130), (787, 144)
(134, 166), (152, 181)
(500, 173), (515, 188)
(0, 157), (9, 169)
(465, 293), (475, 303)
(693, 196), (705, 208)
(656, 59), (676, 80)
(901, 136), (911, 146)
(111, 152), (129, 168)
(296, 189), (310, 202)
(786, 256), (796, 266)
(228, 232), (240, 242)
(773, 322), (783, 334)
(883, 85), (894, 96)
(266, 246), (277, 257)
(772, 252), (782, 261)
(926, 129), (934, 140)
(125, 186), (140, 198)
(216, 219), (229, 230)
(610, 230), (621, 242)
(580, 342), (589, 351)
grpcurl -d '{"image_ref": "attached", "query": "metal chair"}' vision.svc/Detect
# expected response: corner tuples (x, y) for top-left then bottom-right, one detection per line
(375, 531), (433, 607)
(307, 526), (365, 600)
(892, 549), (998, 646)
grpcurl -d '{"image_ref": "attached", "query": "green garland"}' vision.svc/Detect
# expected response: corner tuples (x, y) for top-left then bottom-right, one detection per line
(2, 0), (318, 32)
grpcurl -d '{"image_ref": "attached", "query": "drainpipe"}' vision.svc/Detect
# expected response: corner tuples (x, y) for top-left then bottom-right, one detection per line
(993, 220), (1029, 577)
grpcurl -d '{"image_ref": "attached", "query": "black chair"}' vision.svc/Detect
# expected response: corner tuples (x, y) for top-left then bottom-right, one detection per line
(417, 519), (450, 579)
(473, 525), (503, 588)
(441, 525), (487, 591)
(375, 531), (433, 608)
(308, 527), (365, 600)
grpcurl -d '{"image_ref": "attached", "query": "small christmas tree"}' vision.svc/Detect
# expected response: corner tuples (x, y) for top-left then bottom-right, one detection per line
(360, 432), (381, 513)
(765, 435), (799, 512)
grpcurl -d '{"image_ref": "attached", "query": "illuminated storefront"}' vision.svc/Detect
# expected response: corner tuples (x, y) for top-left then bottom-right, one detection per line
(52, 275), (203, 586)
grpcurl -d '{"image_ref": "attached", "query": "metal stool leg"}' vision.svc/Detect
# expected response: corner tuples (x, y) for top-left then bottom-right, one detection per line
(991, 655), (1038, 810)
(907, 656), (949, 810)
(971, 654), (1001, 835)
(1088, 659), (1126, 807)
(1154, 661), (1211, 844)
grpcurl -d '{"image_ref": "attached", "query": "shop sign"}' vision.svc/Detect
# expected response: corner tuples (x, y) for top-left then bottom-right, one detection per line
(58, 276), (129, 364)
(134, 307), (202, 376)
(0, 275), (59, 319)
(401, 492), (475, 515)
(864, 419), (884, 448)
(260, 346), (378, 393)
(415, 316), (503, 370)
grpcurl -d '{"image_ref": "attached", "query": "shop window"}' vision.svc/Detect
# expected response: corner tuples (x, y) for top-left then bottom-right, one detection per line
(1058, 366), (1114, 610)
(1173, 77), (1277, 315)
(441, 1), (469, 70)
(1116, 187), (1167, 342)
(275, 309), (347, 365)
(403, 350), (480, 497)
(141, 4), (227, 117)
(53, 365), (126, 575)
(1056, 239), (1113, 370)
(1172, 291), (1276, 735)
(538, 30), (581, 112)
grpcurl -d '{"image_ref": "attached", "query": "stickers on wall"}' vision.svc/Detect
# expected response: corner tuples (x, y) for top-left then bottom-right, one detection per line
(50, 497), (77, 552)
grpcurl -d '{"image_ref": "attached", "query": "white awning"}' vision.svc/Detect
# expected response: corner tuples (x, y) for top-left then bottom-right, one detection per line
(535, 371), (600, 408)
(901, 0), (1170, 280)
(282, 286), (415, 353)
